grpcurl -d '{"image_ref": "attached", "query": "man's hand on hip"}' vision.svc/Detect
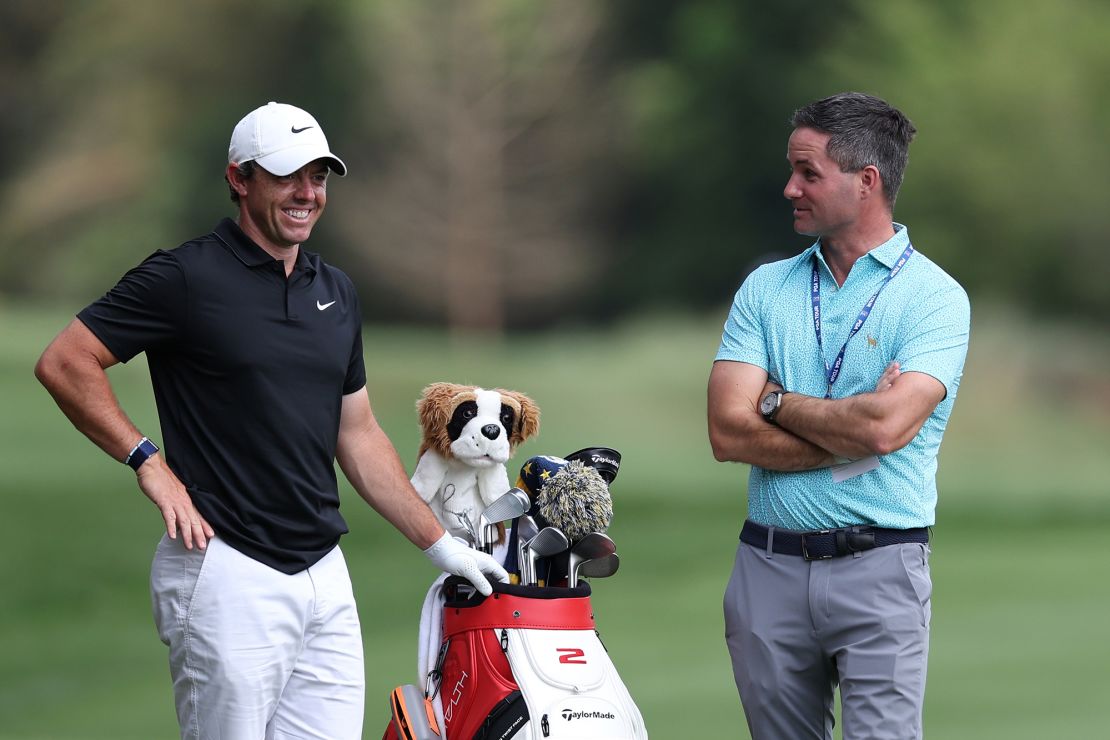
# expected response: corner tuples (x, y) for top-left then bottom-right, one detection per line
(423, 531), (510, 596)
(136, 455), (214, 551)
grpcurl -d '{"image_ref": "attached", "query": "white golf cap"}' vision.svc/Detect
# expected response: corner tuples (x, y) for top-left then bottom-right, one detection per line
(228, 101), (347, 176)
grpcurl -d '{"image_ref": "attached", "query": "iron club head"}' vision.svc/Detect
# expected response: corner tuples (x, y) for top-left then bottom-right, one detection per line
(524, 527), (569, 586)
(479, 488), (533, 554)
(576, 552), (620, 581)
(481, 488), (531, 526)
(568, 532), (617, 587)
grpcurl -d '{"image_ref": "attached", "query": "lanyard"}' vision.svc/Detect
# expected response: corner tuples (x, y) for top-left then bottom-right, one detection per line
(811, 242), (914, 398)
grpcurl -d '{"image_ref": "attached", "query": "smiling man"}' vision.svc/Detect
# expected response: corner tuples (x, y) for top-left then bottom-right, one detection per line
(708, 93), (970, 739)
(35, 102), (507, 739)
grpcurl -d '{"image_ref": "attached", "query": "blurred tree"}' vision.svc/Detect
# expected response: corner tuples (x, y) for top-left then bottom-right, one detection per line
(0, 0), (67, 173)
(600, 0), (1110, 322)
(1, 0), (1107, 326)
(817, 0), (1110, 321)
(332, 0), (618, 333)
(598, 0), (862, 316)
(0, 0), (371, 303)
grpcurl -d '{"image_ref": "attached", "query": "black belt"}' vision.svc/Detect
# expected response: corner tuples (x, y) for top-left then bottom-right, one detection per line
(740, 520), (929, 561)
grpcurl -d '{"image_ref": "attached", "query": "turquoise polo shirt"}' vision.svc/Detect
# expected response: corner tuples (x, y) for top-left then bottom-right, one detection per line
(715, 224), (970, 530)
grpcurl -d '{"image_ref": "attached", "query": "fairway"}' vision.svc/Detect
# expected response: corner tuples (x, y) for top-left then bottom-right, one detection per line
(3, 306), (1109, 738)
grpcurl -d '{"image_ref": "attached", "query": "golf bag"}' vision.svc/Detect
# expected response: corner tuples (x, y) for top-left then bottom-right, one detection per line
(385, 579), (647, 739)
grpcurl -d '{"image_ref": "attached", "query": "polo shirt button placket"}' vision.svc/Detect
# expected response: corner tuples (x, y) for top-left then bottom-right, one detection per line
(276, 262), (299, 321)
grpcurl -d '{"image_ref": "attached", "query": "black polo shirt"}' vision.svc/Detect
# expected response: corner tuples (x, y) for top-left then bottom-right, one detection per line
(78, 218), (366, 574)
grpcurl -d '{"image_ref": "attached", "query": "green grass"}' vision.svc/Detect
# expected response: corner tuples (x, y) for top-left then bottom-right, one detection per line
(2, 303), (1109, 738)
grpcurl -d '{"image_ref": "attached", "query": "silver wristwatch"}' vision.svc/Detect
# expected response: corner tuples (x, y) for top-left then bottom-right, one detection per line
(759, 390), (788, 423)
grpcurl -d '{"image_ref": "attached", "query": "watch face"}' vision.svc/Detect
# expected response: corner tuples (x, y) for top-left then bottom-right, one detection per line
(760, 393), (777, 416)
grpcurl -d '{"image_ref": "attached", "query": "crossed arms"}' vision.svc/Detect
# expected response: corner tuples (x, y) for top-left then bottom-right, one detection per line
(706, 359), (946, 472)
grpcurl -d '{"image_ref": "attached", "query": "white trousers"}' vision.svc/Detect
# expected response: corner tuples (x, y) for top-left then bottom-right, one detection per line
(150, 535), (365, 740)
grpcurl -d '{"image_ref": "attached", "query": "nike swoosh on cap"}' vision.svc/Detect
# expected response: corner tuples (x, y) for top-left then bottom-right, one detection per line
(317, 300), (336, 311)
(291, 125), (314, 134)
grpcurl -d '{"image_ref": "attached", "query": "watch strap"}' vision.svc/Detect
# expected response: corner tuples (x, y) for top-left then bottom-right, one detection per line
(125, 437), (159, 471)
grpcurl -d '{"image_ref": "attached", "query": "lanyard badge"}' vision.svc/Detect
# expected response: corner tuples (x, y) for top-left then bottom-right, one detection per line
(811, 243), (914, 398)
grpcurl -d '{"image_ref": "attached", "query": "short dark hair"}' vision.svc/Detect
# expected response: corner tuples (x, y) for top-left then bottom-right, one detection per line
(790, 92), (917, 207)
(226, 160), (257, 203)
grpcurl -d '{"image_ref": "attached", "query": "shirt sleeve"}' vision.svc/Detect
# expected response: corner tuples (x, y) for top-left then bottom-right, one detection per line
(76, 250), (187, 363)
(715, 265), (770, 369)
(342, 279), (367, 395)
(896, 278), (970, 396)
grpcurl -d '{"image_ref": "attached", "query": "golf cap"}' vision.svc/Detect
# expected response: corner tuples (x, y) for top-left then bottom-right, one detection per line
(228, 102), (347, 177)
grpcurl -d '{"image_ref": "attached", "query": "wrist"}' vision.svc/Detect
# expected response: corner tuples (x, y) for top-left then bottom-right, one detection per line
(422, 530), (454, 557)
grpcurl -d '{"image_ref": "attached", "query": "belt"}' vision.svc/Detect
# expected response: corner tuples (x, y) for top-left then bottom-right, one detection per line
(740, 520), (929, 561)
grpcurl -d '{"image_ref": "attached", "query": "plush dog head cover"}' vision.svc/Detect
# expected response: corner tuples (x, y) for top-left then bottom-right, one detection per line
(417, 383), (540, 466)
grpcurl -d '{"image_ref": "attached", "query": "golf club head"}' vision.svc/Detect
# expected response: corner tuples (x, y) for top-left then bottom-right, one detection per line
(577, 552), (620, 580)
(512, 515), (538, 584)
(453, 511), (480, 548)
(508, 486), (531, 512)
(564, 447), (621, 485)
(481, 488), (531, 526)
(525, 527), (570, 586)
(478, 489), (532, 554)
(568, 532), (617, 587)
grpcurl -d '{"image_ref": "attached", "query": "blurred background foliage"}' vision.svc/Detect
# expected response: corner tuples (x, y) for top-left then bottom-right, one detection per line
(3, 1), (1110, 737)
(2, 0), (1108, 329)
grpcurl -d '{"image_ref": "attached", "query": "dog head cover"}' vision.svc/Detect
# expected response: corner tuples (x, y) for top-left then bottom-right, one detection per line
(412, 383), (540, 541)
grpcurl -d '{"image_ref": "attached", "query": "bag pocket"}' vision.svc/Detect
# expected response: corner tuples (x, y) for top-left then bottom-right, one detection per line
(505, 628), (646, 739)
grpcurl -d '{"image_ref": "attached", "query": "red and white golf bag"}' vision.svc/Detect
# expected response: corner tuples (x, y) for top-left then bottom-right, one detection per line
(385, 579), (648, 739)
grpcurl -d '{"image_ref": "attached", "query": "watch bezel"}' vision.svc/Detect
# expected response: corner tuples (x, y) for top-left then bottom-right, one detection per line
(760, 390), (784, 421)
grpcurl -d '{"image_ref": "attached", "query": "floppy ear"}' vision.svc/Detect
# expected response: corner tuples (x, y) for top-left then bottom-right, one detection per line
(500, 389), (541, 446)
(417, 382), (472, 455)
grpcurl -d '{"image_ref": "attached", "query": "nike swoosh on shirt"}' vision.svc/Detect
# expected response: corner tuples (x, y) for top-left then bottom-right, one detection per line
(291, 125), (315, 134)
(317, 300), (337, 311)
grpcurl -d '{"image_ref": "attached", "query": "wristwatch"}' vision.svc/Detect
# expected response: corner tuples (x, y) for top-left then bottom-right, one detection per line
(759, 390), (788, 424)
(124, 436), (160, 471)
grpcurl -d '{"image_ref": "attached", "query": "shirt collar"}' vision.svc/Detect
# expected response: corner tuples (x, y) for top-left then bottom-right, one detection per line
(808, 222), (910, 270)
(868, 223), (910, 268)
(213, 218), (317, 274)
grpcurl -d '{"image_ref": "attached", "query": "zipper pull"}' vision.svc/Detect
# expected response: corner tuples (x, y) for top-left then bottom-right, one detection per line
(541, 713), (550, 737)
(500, 628), (509, 653)
(427, 638), (450, 699)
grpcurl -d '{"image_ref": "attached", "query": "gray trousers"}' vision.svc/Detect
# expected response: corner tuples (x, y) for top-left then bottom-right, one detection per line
(724, 536), (931, 739)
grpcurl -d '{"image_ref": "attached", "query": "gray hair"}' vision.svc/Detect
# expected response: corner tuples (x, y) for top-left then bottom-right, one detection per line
(226, 160), (257, 203)
(790, 92), (917, 207)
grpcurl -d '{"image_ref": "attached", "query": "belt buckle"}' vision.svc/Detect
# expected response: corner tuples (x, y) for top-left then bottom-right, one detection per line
(801, 529), (833, 561)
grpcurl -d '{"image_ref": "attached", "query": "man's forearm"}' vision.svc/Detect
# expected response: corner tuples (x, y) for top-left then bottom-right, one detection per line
(710, 412), (837, 471)
(707, 360), (837, 471)
(336, 421), (444, 549)
(772, 367), (945, 459)
(773, 394), (877, 459)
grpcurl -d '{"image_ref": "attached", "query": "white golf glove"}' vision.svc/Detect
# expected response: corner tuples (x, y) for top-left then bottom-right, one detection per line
(423, 531), (509, 596)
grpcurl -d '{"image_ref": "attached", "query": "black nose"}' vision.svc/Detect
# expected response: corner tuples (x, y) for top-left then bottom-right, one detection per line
(481, 424), (501, 440)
